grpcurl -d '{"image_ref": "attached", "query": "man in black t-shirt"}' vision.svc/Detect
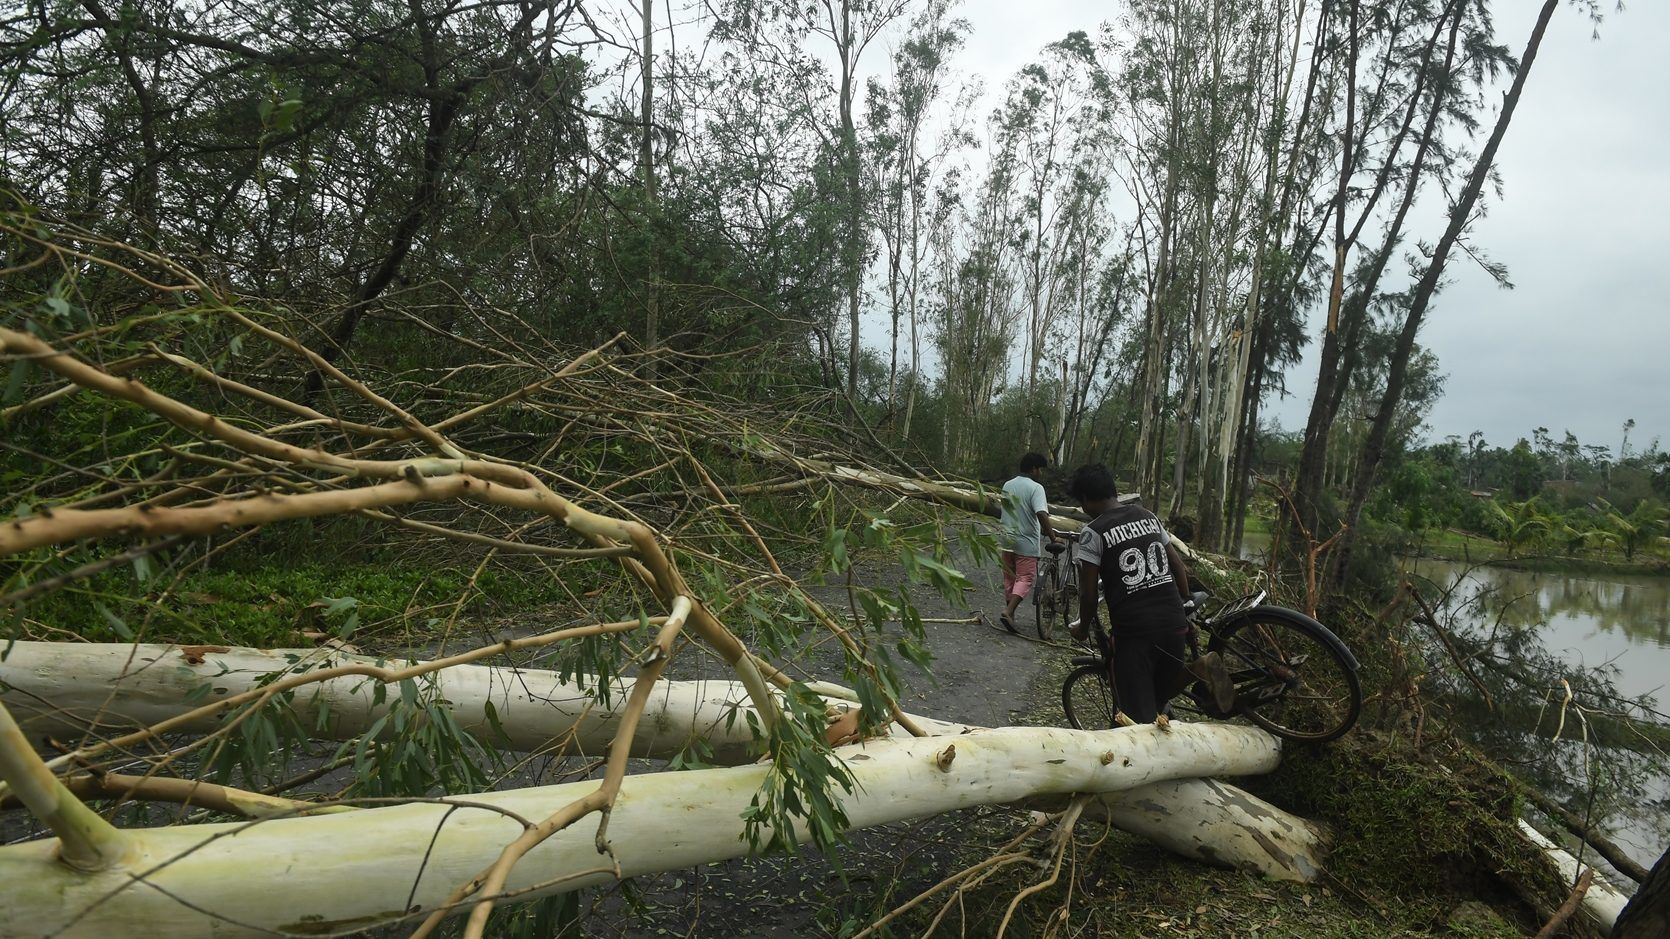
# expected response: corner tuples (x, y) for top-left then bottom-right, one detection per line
(1066, 464), (1189, 723)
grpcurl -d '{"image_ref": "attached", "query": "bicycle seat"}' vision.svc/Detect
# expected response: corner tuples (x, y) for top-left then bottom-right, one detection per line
(1045, 541), (1067, 554)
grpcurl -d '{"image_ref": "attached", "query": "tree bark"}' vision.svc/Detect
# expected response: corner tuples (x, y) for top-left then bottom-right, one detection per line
(1612, 846), (1669, 939)
(0, 642), (964, 767)
(0, 722), (1285, 937)
(1094, 777), (1328, 882)
(1334, 0), (1562, 585)
(640, 0), (659, 354)
(1517, 820), (1631, 932)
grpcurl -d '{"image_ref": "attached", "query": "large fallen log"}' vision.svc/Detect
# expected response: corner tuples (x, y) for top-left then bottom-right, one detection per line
(1517, 819), (1632, 932)
(0, 641), (967, 766)
(1095, 778), (1329, 882)
(1, 640), (1327, 883)
(0, 722), (1279, 938)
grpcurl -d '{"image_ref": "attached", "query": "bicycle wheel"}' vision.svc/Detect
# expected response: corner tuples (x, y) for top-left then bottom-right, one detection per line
(1055, 558), (1078, 641)
(1212, 607), (1362, 743)
(1062, 663), (1118, 730)
(1033, 556), (1059, 641)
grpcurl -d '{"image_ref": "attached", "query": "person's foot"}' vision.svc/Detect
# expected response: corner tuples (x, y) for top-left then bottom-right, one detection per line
(1189, 652), (1238, 714)
(999, 613), (1017, 634)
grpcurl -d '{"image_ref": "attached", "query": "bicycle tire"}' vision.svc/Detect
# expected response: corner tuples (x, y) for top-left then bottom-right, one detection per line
(1211, 606), (1362, 743)
(1056, 557), (1078, 641)
(1033, 555), (1057, 641)
(1061, 662), (1118, 730)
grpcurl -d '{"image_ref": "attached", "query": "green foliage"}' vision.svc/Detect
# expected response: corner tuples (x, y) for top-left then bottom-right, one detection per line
(1603, 498), (1665, 561)
(1486, 498), (1554, 557)
(334, 674), (500, 798)
(741, 682), (858, 855)
(9, 560), (555, 647)
(1258, 738), (1539, 921)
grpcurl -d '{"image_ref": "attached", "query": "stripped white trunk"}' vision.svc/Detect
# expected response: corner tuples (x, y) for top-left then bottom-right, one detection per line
(1517, 819), (1632, 930)
(0, 723), (1279, 938)
(1096, 778), (1328, 882)
(0, 642), (967, 766)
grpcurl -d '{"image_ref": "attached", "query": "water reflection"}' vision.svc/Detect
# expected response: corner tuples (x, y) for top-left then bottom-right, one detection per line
(1403, 563), (1670, 649)
(1403, 559), (1670, 704)
(1241, 535), (1670, 865)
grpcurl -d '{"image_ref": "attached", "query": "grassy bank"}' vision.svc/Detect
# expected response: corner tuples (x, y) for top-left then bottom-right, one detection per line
(1243, 514), (1670, 579)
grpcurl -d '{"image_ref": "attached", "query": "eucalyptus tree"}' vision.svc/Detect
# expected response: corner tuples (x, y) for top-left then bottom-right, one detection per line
(865, 0), (969, 430)
(713, 0), (912, 399)
(1108, 0), (1204, 506)
(991, 31), (1112, 431)
(1329, 0), (1593, 585)
(927, 158), (1024, 466)
(1162, 0), (1287, 543)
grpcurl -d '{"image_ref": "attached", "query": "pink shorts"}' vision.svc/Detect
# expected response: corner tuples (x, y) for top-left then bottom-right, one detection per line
(1001, 551), (1037, 600)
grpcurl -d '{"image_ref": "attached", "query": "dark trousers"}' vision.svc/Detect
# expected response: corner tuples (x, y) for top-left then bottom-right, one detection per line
(1109, 628), (1188, 723)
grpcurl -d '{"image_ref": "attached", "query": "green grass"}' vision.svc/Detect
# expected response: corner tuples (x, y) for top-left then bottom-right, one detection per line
(13, 560), (563, 648)
(1242, 513), (1670, 578)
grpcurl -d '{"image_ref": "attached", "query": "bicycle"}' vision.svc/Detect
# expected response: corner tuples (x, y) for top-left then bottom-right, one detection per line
(1060, 589), (1362, 743)
(1031, 539), (1076, 642)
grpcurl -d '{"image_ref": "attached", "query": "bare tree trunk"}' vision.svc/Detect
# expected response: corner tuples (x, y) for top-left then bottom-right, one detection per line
(0, 716), (1294, 938)
(1334, 0), (1562, 587)
(1613, 846), (1670, 939)
(641, 0), (659, 356)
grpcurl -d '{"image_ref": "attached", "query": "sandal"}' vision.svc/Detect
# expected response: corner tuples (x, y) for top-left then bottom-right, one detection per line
(999, 613), (1017, 634)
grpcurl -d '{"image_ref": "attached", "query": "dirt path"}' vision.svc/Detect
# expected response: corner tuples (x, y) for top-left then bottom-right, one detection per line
(578, 542), (1073, 937)
(790, 546), (1064, 730)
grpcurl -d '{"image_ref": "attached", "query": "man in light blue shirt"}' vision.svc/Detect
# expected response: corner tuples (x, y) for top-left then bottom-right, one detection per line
(997, 452), (1058, 632)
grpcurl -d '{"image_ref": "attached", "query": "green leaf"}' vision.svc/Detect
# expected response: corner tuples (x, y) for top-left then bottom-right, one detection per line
(95, 603), (133, 640)
(2, 360), (29, 405)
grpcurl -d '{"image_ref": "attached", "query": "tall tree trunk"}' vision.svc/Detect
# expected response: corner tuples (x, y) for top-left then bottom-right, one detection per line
(1136, 168), (1180, 507)
(1289, 0), (1358, 539)
(1289, 0), (1462, 551)
(640, 0), (659, 356)
(1613, 846), (1670, 939)
(1333, 0), (1562, 588)
(839, 5), (862, 401)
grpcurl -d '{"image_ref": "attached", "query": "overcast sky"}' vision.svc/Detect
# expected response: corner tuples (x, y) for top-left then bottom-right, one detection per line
(634, 1), (1668, 457)
(946, 0), (1670, 457)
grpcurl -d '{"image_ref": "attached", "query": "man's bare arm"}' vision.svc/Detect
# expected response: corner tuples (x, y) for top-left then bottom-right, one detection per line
(1167, 542), (1191, 599)
(1037, 510), (1055, 544)
(1074, 559), (1100, 640)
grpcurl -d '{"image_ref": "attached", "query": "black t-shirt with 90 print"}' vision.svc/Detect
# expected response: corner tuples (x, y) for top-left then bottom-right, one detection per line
(1075, 504), (1189, 638)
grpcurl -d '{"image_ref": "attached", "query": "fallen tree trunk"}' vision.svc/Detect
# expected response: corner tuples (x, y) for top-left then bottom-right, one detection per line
(1518, 819), (1632, 932)
(0, 641), (967, 767)
(1522, 786), (1649, 884)
(1095, 778), (1329, 882)
(0, 722), (1279, 938)
(2, 640), (1327, 883)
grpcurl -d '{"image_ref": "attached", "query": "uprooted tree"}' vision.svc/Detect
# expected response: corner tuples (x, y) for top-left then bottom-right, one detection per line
(0, 215), (1647, 937)
(0, 215), (1342, 937)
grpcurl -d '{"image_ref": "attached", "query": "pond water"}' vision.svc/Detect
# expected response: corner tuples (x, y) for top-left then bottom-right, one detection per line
(1400, 556), (1670, 868)
(1400, 557), (1670, 706)
(1241, 535), (1670, 867)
